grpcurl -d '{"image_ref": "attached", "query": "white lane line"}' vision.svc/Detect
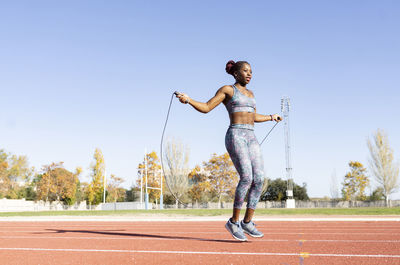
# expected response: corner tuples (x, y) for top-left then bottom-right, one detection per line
(1, 231), (400, 235)
(304, 239), (400, 243)
(4, 229), (399, 234)
(309, 253), (400, 258)
(1, 226), (400, 230)
(0, 247), (399, 258)
(0, 228), (399, 232)
(1, 217), (400, 222)
(1, 224), (400, 228)
(1, 235), (400, 244)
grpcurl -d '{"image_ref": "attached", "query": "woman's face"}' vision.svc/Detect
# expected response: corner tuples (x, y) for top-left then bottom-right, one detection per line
(235, 64), (252, 85)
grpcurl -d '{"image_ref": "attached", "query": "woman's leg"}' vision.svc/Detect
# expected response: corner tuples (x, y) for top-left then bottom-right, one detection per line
(232, 208), (241, 223)
(244, 208), (255, 223)
(240, 134), (265, 237)
(225, 128), (253, 222)
(246, 132), (265, 212)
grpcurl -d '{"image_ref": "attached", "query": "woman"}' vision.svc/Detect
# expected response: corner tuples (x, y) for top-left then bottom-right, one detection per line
(176, 60), (281, 241)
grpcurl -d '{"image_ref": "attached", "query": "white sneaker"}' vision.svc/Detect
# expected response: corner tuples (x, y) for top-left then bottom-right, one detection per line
(225, 219), (248, 241)
(240, 220), (264, 238)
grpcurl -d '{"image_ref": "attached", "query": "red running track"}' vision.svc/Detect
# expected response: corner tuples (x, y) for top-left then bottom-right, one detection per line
(0, 221), (399, 264)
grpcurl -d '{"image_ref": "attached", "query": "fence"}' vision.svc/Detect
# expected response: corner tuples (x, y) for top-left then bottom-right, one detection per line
(162, 200), (400, 209)
(294, 200), (400, 208)
(100, 202), (147, 210)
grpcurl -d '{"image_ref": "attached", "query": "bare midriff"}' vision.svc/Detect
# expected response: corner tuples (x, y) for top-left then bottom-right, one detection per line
(229, 111), (255, 125)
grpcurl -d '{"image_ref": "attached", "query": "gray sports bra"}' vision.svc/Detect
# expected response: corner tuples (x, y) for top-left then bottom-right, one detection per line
(225, 85), (256, 114)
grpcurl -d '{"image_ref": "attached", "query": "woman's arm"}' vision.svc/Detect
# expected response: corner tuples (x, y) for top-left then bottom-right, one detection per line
(248, 91), (282, 123)
(254, 111), (282, 123)
(176, 86), (230, 114)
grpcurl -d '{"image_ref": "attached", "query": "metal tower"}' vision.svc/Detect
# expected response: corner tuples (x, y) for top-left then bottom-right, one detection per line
(281, 97), (294, 204)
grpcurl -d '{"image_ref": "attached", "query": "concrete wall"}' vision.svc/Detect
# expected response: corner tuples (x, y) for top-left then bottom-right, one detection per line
(0, 199), (147, 212)
(0, 198), (87, 212)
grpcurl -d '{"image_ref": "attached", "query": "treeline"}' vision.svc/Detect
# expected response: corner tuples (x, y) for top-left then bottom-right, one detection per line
(2, 129), (397, 206)
(0, 148), (136, 205)
(0, 135), (314, 206)
(0, 144), (310, 206)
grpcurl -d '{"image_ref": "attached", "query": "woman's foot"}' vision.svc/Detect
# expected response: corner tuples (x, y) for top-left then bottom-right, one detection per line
(240, 220), (264, 237)
(225, 219), (248, 241)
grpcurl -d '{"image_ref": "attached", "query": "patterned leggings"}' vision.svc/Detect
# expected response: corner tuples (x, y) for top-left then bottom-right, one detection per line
(225, 124), (264, 210)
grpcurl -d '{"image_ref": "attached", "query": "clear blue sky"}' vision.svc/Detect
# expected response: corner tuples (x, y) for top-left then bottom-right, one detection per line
(1, 1), (399, 198)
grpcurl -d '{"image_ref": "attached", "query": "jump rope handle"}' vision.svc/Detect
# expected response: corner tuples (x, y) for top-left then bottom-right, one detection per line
(174, 91), (190, 104)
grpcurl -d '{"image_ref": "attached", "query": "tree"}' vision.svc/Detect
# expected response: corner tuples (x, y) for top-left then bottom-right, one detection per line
(74, 181), (85, 204)
(35, 163), (60, 202)
(367, 129), (399, 206)
(341, 161), (369, 201)
(137, 151), (162, 203)
(262, 178), (286, 201)
(24, 183), (37, 201)
(87, 148), (105, 206)
(73, 167), (85, 204)
(163, 138), (191, 204)
(261, 178), (309, 201)
(35, 162), (79, 205)
(0, 150), (10, 198)
(368, 187), (385, 201)
(294, 182), (309, 201)
(0, 149), (34, 199)
(79, 181), (89, 203)
(7, 154), (33, 185)
(106, 174), (125, 202)
(203, 153), (238, 206)
(126, 187), (139, 202)
(188, 165), (211, 204)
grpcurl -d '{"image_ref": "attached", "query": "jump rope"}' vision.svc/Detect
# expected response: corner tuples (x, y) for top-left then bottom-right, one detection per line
(160, 91), (280, 205)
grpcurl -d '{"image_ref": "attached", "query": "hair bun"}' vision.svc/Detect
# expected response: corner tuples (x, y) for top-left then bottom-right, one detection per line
(225, 60), (236, 75)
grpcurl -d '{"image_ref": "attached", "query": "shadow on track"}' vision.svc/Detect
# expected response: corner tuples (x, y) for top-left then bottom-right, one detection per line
(39, 229), (244, 244)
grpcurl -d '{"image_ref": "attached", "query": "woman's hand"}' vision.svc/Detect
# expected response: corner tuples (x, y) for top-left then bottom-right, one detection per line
(272, 114), (282, 122)
(176, 93), (190, 104)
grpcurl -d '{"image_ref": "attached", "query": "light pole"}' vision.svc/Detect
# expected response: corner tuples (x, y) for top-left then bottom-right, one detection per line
(282, 96), (295, 208)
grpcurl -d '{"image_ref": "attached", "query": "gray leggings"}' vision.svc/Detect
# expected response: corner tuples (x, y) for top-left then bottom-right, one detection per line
(225, 124), (264, 209)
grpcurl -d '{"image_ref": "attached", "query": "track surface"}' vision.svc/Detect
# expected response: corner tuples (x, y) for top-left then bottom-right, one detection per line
(0, 220), (399, 264)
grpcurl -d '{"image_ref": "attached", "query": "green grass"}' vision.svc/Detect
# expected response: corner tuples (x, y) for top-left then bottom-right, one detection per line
(0, 207), (399, 217)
